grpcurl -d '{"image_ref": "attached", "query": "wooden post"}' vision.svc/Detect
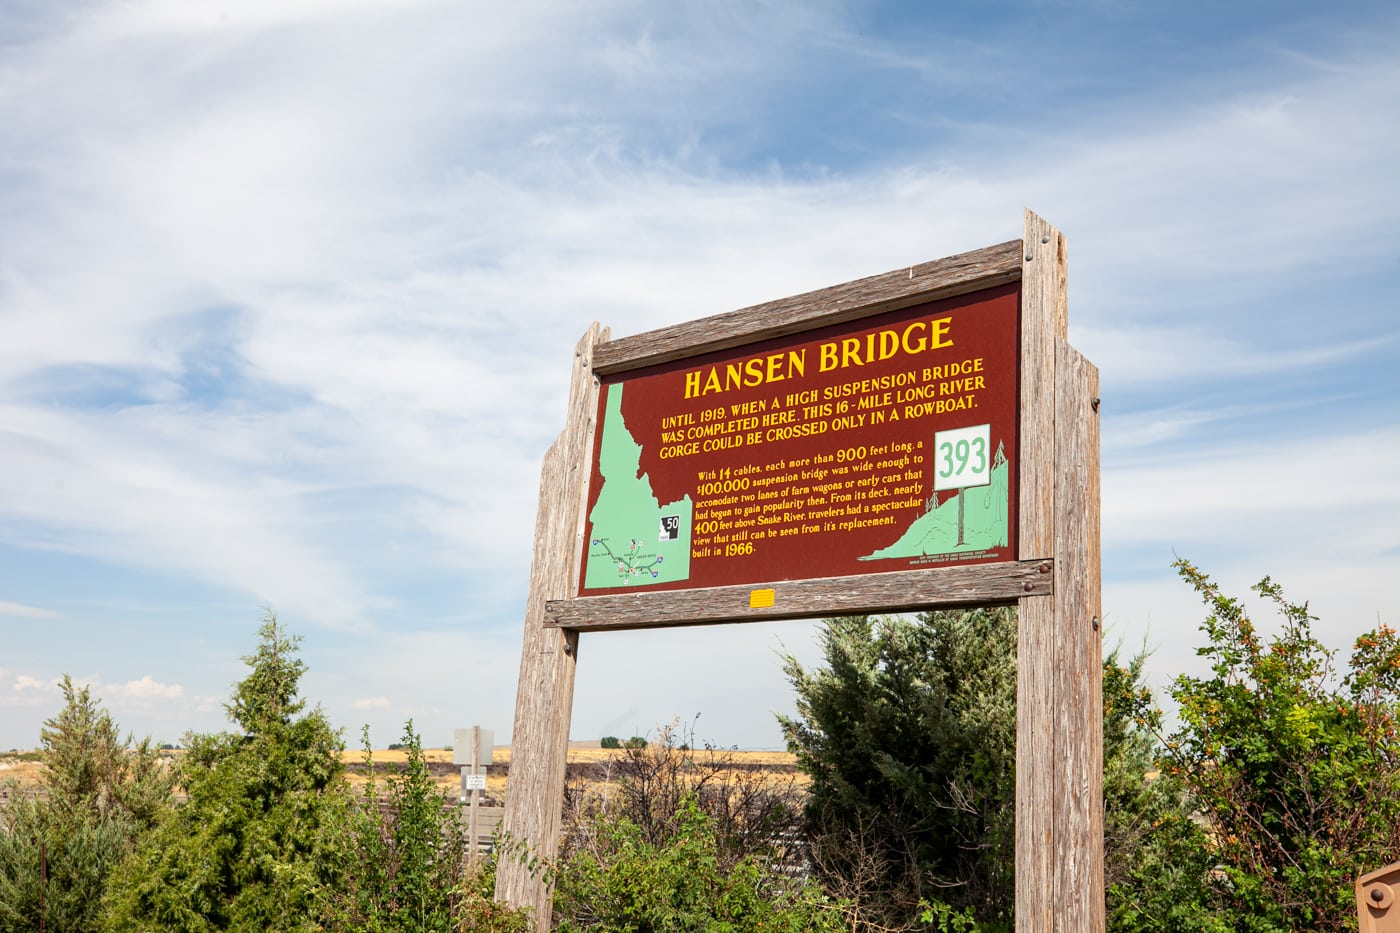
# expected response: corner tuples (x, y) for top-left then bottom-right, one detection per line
(1016, 210), (1103, 932)
(495, 324), (607, 927)
(468, 725), (481, 868)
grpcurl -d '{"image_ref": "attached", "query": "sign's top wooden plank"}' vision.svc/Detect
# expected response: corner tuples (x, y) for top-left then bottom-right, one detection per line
(593, 239), (1023, 375)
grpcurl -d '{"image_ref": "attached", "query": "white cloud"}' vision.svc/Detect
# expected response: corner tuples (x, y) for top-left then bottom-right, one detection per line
(104, 675), (185, 701)
(1104, 425), (1400, 548)
(1078, 325), (1391, 392)
(5, 672), (184, 704)
(0, 402), (372, 627)
(351, 696), (391, 710)
(0, 601), (60, 620)
(12, 675), (53, 693)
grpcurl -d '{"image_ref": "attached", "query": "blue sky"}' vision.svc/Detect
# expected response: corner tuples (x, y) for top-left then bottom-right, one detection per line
(1, 0), (1397, 751)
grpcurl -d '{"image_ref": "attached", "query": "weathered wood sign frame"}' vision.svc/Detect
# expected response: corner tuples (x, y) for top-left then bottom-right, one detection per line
(496, 210), (1103, 932)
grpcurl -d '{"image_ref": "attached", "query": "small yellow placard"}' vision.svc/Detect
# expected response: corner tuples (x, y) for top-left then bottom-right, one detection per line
(749, 588), (776, 609)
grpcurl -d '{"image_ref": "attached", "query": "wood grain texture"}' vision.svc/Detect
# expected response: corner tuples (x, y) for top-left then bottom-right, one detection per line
(1051, 340), (1103, 933)
(545, 560), (1053, 631)
(1019, 208), (1064, 560)
(1017, 209), (1065, 933)
(593, 240), (1022, 375)
(495, 324), (607, 927)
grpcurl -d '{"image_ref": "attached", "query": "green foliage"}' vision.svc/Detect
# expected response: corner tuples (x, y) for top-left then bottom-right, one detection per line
(0, 677), (174, 933)
(1, 618), (533, 932)
(38, 677), (172, 831)
(624, 736), (647, 749)
(782, 607), (1208, 932)
(101, 614), (350, 932)
(600, 736), (622, 749)
(780, 609), (1020, 927)
(451, 850), (533, 933)
(0, 798), (133, 933)
(322, 722), (481, 932)
(918, 898), (1008, 933)
(1100, 651), (1221, 933)
(553, 796), (844, 932)
(556, 722), (824, 931)
(1165, 560), (1400, 933)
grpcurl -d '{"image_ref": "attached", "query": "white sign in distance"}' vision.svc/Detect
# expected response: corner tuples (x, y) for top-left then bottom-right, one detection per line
(464, 774), (487, 791)
(452, 727), (495, 767)
(933, 423), (993, 491)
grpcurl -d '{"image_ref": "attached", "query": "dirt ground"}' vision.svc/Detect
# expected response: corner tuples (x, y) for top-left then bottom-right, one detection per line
(0, 755), (44, 789)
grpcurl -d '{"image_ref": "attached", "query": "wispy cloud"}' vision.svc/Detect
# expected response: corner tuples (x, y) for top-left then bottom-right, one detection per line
(11, 675), (54, 694)
(0, 601), (60, 620)
(1104, 425), (1400, 544)
(0, 2), (1396, 748)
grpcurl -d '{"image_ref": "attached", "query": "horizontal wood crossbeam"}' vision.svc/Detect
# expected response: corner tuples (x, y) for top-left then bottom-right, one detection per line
(544, 558), (1051, 631)
(593, 239), (1023, 375)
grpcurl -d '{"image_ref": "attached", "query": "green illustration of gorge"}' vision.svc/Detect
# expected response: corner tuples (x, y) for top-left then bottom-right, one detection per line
(861, 444), (1009, 561)
(583, 384), (693, 589)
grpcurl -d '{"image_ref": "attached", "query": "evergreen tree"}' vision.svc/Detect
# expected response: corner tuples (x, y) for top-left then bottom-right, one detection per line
(0, 677), (174, 933)
(780, 609), (1019, 927)
(102, 614), (350, 932)
(781, 608), (1210, 932)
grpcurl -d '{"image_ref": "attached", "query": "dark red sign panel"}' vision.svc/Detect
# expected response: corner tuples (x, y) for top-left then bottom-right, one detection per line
(579, 282), (1020, 596)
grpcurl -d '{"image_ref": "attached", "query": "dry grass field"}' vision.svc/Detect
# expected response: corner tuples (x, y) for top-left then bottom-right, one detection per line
(341, 743), (803, 804)
(3, 744), (802, 806)
(0, 754), (44, 789)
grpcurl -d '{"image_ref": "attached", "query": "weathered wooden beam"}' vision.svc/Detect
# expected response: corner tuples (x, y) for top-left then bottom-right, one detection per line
(1015, 209), (1104, 933)
(495, 324), (606, 929)
(593, 240), (1023, 374)
(1016, 208), (1066, 933)
(544, 559), (1053, 631)
(1050, 339), (1103, 933)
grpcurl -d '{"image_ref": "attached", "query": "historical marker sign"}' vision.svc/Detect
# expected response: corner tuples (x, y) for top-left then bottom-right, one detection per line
(580, 283), (1019, 594)
(499, 212), (1103, 933)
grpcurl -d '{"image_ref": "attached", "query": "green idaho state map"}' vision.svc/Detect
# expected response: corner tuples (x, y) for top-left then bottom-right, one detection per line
(861, 442), (1009, 562)
(583, 384), (693, 589)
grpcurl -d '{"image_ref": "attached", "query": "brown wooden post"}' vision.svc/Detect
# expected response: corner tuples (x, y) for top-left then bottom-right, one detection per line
(1016, 210), (1103, 932)
(468, 725), (481, 868)
(495, 323), (607, 928)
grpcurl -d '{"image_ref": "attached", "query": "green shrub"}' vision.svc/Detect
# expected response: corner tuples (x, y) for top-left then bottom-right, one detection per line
(553, 796), (844, 932)
(564, 720), (804, 872)
(1164, 560), (1400, 932)
(321, 722), (492, 932)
